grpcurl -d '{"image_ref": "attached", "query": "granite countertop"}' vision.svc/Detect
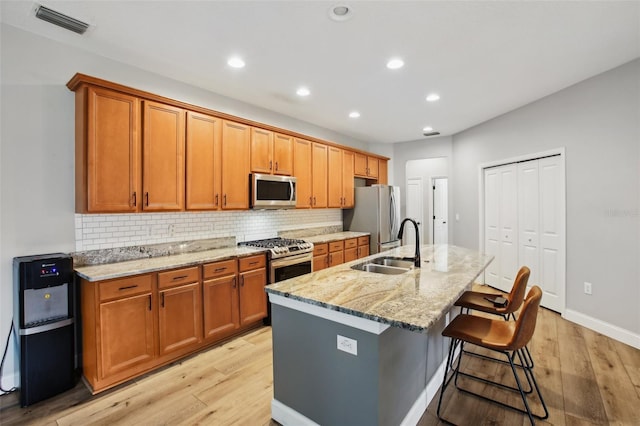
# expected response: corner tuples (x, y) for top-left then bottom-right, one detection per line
(265, 244), (493, 333)
(304, 231), (369, 244)
(75, 246), (267, 282)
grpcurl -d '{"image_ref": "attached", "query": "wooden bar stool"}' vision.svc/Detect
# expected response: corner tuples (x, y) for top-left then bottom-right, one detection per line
(455, 266), (534, 369)
(437, 286), (548, 425)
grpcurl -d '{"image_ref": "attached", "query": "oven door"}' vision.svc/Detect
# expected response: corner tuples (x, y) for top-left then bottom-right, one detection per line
(270, 252), (312, 284)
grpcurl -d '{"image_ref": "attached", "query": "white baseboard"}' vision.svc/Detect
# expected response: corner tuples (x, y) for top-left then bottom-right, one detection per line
(563, 309), (640, 349)
(271, 399), (320, 426)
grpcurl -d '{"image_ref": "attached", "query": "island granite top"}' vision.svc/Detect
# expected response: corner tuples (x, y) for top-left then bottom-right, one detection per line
(265, 244), (493, 333)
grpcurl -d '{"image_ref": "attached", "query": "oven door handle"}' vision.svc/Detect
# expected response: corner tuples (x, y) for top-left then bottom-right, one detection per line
(271, 252), (312, 268)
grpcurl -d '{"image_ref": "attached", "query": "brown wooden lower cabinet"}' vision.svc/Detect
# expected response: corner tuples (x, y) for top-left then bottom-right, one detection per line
(344, 238), (358, 262)
(328, 240), (344, 267)
(313, 243), (329, 271)
(357, 236), (370, 258)
(80, 254), (267, 394)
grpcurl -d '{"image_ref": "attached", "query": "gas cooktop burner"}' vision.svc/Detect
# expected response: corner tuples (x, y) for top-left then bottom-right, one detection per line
(239, 237), (313, 258)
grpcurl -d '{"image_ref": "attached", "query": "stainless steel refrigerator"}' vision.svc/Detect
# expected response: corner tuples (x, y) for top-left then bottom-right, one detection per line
(343, 185), (401, 254)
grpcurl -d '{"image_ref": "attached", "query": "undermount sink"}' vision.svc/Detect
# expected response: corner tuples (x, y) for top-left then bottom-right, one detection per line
(351, 257), (414, 275)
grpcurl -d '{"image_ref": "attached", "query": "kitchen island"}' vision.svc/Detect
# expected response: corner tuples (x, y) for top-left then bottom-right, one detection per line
(265, 244), (493, 426)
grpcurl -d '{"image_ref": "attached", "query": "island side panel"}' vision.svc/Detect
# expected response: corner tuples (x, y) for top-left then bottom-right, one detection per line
(271, 303), (381, 425)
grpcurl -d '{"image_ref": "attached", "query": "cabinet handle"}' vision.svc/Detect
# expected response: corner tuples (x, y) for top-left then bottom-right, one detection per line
(148, 295), (152, 311)
(118, 284), (138, 291)
(269, 160), (273, 170)
(275, 161), (279, 171)
(132, 192), (137, 207)
(161, 292), (165, 308)
(232, 276), (237, 288)
(224, 194), (227, 206)
(313, 197), (316, 206)
(214, 267), (227, 272)
(309, 196), (312, 206)
(240, 275), (244, 287)
(215, 194), (219, 207)
(172, 275), (188, 281)
(145, 192), (149, 206)
(249, 261), (259, 266)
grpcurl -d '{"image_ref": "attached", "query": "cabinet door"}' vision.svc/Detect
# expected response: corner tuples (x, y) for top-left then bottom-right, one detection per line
(273, 133), (293, 175)
(158, 282), (202, 357)
(367, 157), (379, 178)
(186, 111), (221, 210)
(377, 160), (388, 185)
(312, 143), (328, 208)
(142, 101), (185, 211)
(99, 293), (155, 378)
(313, 255), (328, 271)
(327, 147), (343, 208)
(354, 152), (367, 177)
(203, 275), (239, 341)
(239, 268), (268, 325)
(342, 150), (355, 208)
(344, 247), (358, 263)
(251, 127), (273, 174)
(85, 87), (140, 212)
(221, 120), (251, 209)
(328, 251), (344, 267)
(294, 138), (312, 208)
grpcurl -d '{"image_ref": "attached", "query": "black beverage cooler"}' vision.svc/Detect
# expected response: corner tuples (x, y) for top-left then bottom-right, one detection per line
(13, 253), (76, 407)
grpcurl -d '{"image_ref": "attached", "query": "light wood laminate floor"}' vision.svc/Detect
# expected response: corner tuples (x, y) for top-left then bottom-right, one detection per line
(1, 292), (639, 425)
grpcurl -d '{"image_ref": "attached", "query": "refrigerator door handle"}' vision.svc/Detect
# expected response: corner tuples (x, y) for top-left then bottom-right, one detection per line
(390, 190), (397, 237)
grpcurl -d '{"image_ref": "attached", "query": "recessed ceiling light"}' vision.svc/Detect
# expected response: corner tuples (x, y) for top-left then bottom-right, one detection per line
(386, 58), (404, 70)
(296, 87), (310, 97)
(349, 111), (360, 118)
(426, 93), (440, 102)
(422, 126), (433, 132)
(227, 56), (245, 68)
(329, 4), (354, 21)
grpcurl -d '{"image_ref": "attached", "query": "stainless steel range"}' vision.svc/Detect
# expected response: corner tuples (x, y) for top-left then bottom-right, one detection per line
(239, 237), (313, 284)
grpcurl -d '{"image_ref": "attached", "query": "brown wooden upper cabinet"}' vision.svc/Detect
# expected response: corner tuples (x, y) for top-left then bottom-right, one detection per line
(328, 148), (354, 208)
(377, 159), (388, 185)
(354, 153), (379, 179)
(221, 120), (251, 209)
(294, 138), (313, 208)
(185, 111), (222, 210)
(142, 101), (186, 211)
(311, 143), (328, 208)
(251, 129), (293, 176)
(76, 86), (141, 213)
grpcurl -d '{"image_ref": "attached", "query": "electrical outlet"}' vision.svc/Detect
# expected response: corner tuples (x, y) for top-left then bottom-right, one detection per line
(337, 335), (357, 356)
(584, 281), (592, 295)
(168, 224), (175, 237)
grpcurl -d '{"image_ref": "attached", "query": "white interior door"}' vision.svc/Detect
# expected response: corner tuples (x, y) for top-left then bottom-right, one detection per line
(405, 178), (423, 246)
(518, 160), (540, 289)
(433, 178), (448, 244)
(484, 168), (500, 287)
(538, 156), (564, 312)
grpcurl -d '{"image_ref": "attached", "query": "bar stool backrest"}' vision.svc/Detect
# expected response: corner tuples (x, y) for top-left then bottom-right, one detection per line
(508, 285), (542, 351)
(505, 266), (530, 314)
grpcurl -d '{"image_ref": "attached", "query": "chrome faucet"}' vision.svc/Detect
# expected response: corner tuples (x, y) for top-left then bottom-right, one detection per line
(398, 218), (421, 267)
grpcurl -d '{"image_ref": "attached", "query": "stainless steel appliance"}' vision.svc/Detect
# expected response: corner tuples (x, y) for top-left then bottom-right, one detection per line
(13, 253), (76, 407)
(343, 184), (401, 254)
(240, 237), (313, 283)
(250, 173), (297, 209)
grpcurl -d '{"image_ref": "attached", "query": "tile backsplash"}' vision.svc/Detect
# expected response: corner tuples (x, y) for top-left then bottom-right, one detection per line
(75, 209), (343, 251)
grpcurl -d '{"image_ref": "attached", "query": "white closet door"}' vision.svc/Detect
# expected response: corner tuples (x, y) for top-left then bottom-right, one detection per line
(539, 156), (564, 312)
(518, 160), (540, 288)
(498, 165), (519, 291)
(484, 168), (500, 287)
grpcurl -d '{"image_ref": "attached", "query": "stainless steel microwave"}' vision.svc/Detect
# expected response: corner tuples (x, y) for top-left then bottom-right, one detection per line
(250, 173), (297, 209)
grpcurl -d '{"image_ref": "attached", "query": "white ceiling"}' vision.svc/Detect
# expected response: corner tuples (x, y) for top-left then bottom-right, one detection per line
(2, 1), (639, 143)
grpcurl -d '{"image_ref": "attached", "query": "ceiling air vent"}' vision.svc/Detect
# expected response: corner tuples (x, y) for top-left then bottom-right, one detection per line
(423, 131), (440, 137)
(35, 5), (89, 34)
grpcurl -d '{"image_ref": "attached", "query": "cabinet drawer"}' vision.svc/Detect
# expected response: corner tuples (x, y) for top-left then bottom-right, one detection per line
(158, 266), (200, 289)
(203, 259), (237, 279)
(329, 241), (344, 252)
(344, 238), (357, 249)
(358, 236), (370, 246)
(313, 243), (328, 256)
(239, 254), (266, 272)
(100, 275), (153, 302)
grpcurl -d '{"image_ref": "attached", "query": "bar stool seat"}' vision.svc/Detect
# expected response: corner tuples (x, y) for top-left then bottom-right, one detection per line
(437, 286), (548, 425)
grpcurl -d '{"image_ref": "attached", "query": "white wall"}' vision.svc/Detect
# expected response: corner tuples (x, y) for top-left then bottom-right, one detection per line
(0, 23), (367, 390)
(452, 59), (640, 340)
